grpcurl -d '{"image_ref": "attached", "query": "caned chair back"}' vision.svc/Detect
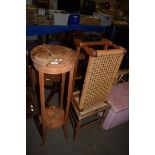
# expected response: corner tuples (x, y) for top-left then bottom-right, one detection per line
(78, 46), (125, 110)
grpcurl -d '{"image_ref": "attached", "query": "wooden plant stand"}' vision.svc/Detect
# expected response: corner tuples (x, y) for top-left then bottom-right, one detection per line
(31, 44), (77, 144)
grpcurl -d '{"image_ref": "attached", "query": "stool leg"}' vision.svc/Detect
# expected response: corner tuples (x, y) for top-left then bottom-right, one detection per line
(39, 72), (46, 144)
(64, 69), (74, 139)
(60, 73), (66, 108)
(63, 125), (67, 139)
(61, 74), (66, 138)
(42, 125), (46, 145)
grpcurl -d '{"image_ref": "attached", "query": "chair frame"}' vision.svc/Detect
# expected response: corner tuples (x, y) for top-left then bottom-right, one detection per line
(70, 39), (126, 140)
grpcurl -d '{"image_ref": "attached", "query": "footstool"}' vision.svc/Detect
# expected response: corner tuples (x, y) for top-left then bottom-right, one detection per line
(99, 82), (129, 130)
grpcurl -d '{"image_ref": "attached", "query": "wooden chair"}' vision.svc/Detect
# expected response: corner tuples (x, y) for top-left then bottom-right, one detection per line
(70, 39), (126, 140)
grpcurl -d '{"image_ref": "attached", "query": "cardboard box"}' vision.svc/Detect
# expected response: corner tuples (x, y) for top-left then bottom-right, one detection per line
(80, 15), (101, 26)
(112, 19), (128, 25)
(37, 16), (53, 25)
(26, 7), (38, 25)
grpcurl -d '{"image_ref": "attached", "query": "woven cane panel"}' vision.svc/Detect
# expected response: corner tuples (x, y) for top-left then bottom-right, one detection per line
(79, 51), (124, 110)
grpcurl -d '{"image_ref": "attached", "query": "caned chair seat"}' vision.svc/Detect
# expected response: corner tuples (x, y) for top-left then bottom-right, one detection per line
(72, 92), (108, 120)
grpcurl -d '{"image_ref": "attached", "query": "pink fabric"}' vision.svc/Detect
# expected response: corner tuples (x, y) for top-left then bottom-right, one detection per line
(108, 82), (129, 112)
(98, 82), (129, 130)
(103, 108), (129, 130)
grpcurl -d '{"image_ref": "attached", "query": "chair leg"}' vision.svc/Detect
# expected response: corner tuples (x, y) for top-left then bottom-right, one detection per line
(63, 122), (68, 139)
(41, 125), (46, 145)
(73, 119), (80, 141)
(99, 108), (109, 128)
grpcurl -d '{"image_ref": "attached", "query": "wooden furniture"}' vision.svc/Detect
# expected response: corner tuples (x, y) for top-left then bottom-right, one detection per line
(31, 44), (77, 144)
(70, 39), (126, 140)
(26, 61), (39, 119)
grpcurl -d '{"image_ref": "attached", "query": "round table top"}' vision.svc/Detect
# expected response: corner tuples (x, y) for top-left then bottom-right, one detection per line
(31, 44), (77, 74)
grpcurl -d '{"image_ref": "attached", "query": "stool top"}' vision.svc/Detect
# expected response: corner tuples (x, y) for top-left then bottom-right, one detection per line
(31, 44), (77, 74)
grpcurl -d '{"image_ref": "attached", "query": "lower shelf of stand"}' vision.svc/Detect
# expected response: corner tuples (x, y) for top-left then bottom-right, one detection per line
(43, 105), (65, 129)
